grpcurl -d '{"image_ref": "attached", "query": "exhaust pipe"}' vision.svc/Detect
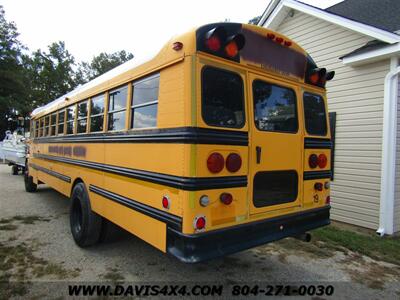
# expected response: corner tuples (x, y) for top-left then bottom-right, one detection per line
(294, 232), (311, 242)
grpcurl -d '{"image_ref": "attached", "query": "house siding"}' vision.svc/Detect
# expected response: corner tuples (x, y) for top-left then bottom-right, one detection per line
(395, 77), (400, 233)
(274, 11), (391, 230)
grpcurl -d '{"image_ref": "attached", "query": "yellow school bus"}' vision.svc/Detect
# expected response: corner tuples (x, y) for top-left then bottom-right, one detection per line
(25, 23), (334, 263)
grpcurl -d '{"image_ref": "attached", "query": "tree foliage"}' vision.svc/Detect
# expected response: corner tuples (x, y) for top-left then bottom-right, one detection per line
(79, 50), (134, 82)
(0, 5), (27, 136)
(23, 41), (82, 109)
(0, 5), (134, 137)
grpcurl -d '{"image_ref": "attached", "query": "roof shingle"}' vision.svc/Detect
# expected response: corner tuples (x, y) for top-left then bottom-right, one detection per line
(326, 0), (400, 32)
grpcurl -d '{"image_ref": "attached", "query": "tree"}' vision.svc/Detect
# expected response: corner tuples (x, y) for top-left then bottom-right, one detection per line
(0, 5), (28, 137)
(79, 50), (134, 82)
(24, 41), (82, 108)
(248, 16), (261, 25)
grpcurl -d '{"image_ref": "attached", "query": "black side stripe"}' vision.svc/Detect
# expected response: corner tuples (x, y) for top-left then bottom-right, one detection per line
(304, 138), (332, 149)
(33, 127), (248, 146)
(33, 154), (248, 191)
(89, 185), (182, 231)
(30, 163), (71, 183)
(304, 171), (332, 180)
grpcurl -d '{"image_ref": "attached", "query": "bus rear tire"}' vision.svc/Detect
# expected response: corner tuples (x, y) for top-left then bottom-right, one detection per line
(70, 182), (102, 247)
(24, 165), (37, 193)
(12, 165), (18, 175)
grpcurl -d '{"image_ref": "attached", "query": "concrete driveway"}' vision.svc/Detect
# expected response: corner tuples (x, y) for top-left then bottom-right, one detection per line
(0, 164), (399, 299)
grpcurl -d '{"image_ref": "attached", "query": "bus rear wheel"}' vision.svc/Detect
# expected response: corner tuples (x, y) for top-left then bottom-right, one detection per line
(70, 182), (102, 247)
(24, 165), (37, 193)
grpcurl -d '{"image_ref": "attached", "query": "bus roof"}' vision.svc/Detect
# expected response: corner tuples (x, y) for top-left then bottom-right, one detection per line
(31, 23), (326, 119)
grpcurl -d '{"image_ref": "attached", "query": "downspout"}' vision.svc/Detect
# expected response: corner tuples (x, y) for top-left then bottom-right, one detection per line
(377, 57), (400, 236)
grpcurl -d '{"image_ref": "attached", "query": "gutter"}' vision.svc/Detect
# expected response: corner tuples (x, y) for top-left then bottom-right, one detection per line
(377, 57), (400, 236)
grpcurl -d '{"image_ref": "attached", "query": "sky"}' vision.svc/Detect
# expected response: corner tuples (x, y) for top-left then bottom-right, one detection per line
(1, 0), (343, 63)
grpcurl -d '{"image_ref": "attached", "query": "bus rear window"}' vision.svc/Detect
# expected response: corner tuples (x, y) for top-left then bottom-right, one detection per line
(201, 66), (244, 128)
(303, 92), (327, 136)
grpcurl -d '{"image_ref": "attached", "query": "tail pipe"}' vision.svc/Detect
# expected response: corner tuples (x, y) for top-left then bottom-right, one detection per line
(294, 232), (311, 242)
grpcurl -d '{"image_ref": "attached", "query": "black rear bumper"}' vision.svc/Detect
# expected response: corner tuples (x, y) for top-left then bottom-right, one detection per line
(167, 206), (330, 263)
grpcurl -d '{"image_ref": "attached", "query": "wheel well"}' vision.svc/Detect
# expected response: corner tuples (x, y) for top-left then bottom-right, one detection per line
(70, 178), (84, 197)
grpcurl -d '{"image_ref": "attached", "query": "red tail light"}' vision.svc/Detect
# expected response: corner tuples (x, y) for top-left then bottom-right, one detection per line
(194, 216), (206, 230)
(205, 27), (226, 52)
(318, 154), (328, 168)
(220, 193), (233, 205)
(309, 72), (319, 84)
(314, 182), (323, 191)
(226, 153), (242, 173)
(162, 196), (170, 209)
(275, 37), (283, 44)
(207, 152), (224, 173)
(225, 41), (238, 57)
(206, 36), (221, 52)
(224, 34), (245, 58)
(309, 154), (318, 169)
(267, 33), (275, 39)
(326, 196), (331, 205)
(284, 41), (292, 47)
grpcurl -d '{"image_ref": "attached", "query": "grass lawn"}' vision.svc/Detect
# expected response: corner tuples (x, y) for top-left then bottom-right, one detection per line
(312, 224), (400, 265)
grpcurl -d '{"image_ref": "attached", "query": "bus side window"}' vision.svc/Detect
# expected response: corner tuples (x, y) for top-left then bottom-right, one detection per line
(303, 92), (327, 136)
(108, 86), (127, 131)
(58, 110), (65, 135)
(90, 94), (105, 132)
(131, 74), (159, 129)
(39, 118), (44, 137)
(201, 66), (245, 129)
(77, 100), (88, 134)
(66, 105), (76, 135)
(50, 113), (57, 136)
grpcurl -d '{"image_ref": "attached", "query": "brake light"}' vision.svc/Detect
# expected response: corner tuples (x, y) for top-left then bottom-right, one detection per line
(309, 154), (318, 169)
(284, 41), (292, 47)
(206, 35), (221, 52)
(162, 196), (170, 209)
(326, 196), (331, 205)
(194, 216), (206, 230)
(225, 41), (238, 57)
(220, 193), (233, 205)
(275, 37), (283, 44)
(205, 27), (226, 52)
(314, 182), (323, 191)
(207, 152), (224, 173)
(226, 153), (242, 173)
(267, 33), (275, 39)
(318, 154), (328, 168)
(309, 72), (319, 85)
(224, 34), (245, 58)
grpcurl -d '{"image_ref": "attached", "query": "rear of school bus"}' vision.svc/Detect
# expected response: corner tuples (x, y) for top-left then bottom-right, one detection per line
(167, 23), (334, 262)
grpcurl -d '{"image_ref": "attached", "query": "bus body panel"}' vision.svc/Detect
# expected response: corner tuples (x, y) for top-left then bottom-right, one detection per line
(27, 23), (332, 262)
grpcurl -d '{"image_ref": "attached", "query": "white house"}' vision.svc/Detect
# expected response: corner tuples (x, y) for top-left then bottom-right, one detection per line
(258, 0), (400, 234)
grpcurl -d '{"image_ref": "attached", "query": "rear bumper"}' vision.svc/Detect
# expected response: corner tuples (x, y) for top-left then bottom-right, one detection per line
(167, 206), (330, 263)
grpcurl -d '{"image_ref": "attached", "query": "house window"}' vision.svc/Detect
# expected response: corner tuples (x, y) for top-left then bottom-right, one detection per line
(90, 94), (105, 132)
(131, 74), (159, 129)
(108, 86), (127, 131)
(50, 113), (57, 136)
(58, 110), (65, 135)
(66, 105), (76, 135)
(77, 100), (88, 134)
